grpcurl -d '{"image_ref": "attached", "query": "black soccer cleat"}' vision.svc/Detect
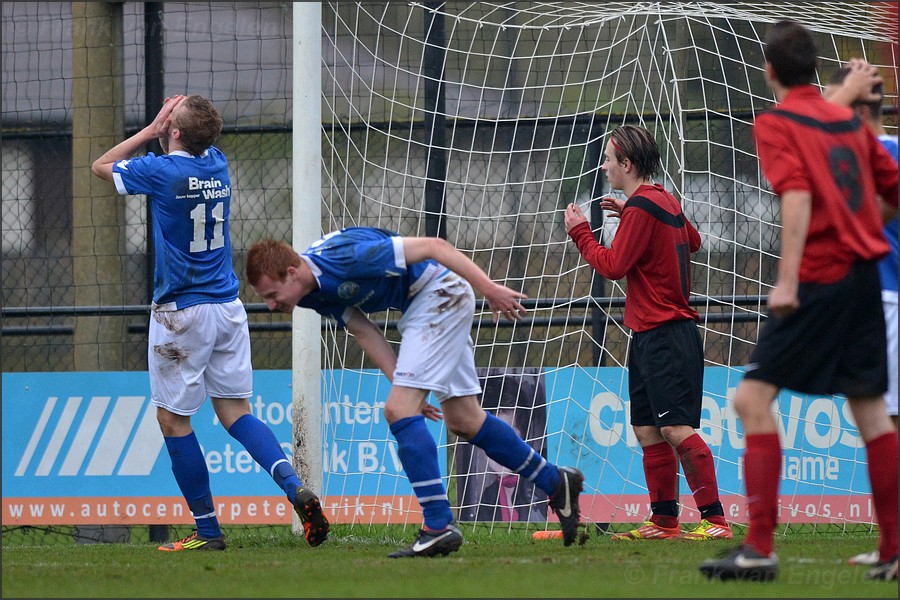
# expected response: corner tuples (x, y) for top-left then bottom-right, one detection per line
(699, 544), (780, 581)
(548, 466), (584, 546)
(293, 487), (330, 547)
(866, 557), (898, 581)
(388, 524), (463, 558)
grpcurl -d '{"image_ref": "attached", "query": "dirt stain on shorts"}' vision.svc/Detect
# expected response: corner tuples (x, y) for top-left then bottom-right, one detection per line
(154, 311), (189, 334)
(434, 280), (467, 314)
(153, 341), (188, 364)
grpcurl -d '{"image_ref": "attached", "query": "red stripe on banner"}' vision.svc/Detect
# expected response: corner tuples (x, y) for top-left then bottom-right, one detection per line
(1, 495), (423, 526)
(3, 494), (875, 526)
(571, 494), (876, 524)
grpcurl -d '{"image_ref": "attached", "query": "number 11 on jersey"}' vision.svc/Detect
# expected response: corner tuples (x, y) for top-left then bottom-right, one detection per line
(189, 202), (225, 252)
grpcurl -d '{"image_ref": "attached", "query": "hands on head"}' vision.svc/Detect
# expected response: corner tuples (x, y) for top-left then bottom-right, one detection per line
(845, 58), (883, 102)
(150, 94), (187, 140)
(825, 59), (884, 105)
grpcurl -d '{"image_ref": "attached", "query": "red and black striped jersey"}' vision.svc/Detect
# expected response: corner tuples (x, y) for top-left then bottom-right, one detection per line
(754, 84), (898, 284)
(568, 183), (701, 332)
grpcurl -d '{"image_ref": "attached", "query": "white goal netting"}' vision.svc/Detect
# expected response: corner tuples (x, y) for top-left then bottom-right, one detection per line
(311, 1), (898, 532)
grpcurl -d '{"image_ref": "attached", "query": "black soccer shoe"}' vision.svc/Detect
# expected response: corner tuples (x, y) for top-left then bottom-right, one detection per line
(699, 544), (780, 581)
(387, 524), (463, 558)
(866, 557), (898, 581)
(548, 466), (584, 546)
(293, 487), (330, 547)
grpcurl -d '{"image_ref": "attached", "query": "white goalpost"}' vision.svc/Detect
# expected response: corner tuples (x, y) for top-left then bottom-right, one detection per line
(294, 2), (898, 533)
(292, 1), (325, 537)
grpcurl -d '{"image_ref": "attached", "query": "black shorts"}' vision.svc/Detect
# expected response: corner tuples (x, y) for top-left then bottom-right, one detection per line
(745, 260), (888, 397)
(629, 319), (704, 428)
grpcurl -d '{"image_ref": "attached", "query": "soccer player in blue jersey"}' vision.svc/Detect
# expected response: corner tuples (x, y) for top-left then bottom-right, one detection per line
(91, 94), (329, 551)
(245, 229), (585, 557)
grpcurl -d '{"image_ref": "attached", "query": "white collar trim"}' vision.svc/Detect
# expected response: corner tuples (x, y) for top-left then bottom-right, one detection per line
(169, 149), (209, 158)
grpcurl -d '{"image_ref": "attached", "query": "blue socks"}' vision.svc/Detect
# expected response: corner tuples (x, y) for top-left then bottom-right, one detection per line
(165, 414), (306, 539)
(469, 413), (561, 495)
(228, 413), (304, 504)
(390, 415), (452, 530)
(164, 432), (220, 538)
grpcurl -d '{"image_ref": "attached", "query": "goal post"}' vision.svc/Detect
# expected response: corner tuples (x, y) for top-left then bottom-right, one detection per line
(292, 1), (324, 534)
(300, 2), (898, 531)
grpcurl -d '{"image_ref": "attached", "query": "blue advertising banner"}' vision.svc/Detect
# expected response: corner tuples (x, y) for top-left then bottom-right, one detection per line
(1, 370), (443, 524)
(2, 367), (872, 525)
(542, 367), (871, 523)
(2, 371), (293, 498)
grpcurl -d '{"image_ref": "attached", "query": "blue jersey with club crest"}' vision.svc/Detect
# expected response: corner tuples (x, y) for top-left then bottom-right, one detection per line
(298, 227), (444, 326)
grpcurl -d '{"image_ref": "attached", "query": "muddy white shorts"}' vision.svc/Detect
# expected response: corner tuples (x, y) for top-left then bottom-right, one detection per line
(148, 299), (253, 415)
(393, 271), (482, 402)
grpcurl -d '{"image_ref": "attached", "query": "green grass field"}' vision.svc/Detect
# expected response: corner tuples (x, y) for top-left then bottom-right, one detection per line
(1, 524), (895, 598)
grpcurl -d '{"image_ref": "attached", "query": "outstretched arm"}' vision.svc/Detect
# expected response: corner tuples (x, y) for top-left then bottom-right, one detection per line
(401, 237), (527, 323)
(91, 95), (185, 182)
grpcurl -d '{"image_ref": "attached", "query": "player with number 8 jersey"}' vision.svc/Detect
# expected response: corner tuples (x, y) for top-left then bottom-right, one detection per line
(92, 94), (330, 551)
(699, 21), (898, 582)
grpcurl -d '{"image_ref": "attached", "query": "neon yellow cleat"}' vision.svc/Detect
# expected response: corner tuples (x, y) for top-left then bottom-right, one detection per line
(611, 521), (682, 541)
(682, 519), (733, 540)
(158, 531), (226, 551)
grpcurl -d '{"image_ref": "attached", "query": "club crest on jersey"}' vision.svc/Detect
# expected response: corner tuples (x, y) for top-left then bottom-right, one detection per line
(338, 281), (360, 300)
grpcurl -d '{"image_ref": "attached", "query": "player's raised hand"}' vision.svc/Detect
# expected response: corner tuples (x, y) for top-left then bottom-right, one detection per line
(149, 95), (186, 140)
(564, 202), (588, 232)
(599, 196), (626, 218)
(483, 281), (527, 323)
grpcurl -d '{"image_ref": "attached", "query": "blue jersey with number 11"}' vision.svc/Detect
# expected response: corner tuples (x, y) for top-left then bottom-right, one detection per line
(112, 147), (239, 308)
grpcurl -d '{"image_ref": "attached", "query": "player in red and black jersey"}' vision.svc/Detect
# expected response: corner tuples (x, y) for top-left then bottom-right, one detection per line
(565, 124), (732, 543)
(699, 20), (899, 583)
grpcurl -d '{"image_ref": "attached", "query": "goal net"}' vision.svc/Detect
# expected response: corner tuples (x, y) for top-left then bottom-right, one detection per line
(311, 1), (898, 533)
